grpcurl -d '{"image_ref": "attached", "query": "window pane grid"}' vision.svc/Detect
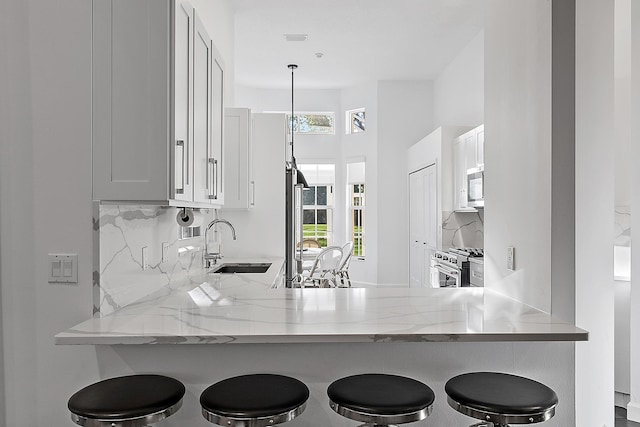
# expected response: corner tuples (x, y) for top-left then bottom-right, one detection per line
(349, 183), (365, 257)
(303, 184), (333, 247)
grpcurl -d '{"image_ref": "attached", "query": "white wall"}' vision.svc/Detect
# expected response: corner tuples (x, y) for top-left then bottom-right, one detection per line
(484, 0), (552, 312)
(377, 81), (434, 285)
(628, 0), (640, 421)
(191, 0), (236, 106)
(340, 83), (379, 285)
(0, 1), (235, 425)
(616, 280), (631, 395)
(433, 30), (485, 128)
(574, 1), (616, 426)
(615, 0), (632, 208)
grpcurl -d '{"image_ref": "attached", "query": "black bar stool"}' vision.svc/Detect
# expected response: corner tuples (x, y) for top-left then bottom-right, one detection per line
(445, 372), (558, 426)
(327, 373), (435, 426)
(67, 374), (185, 427)
(200, 374), (309, 426)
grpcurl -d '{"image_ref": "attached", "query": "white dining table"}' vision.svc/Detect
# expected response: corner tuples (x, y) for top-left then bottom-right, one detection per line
(298, 247), (323, 261)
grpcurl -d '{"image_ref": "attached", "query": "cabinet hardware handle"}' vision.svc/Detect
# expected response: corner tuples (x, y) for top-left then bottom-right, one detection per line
(250, 181), (255, 206)
(208, 158), (217, 200)
(214, 159), (218, 200)
(176, 140), (185, 194)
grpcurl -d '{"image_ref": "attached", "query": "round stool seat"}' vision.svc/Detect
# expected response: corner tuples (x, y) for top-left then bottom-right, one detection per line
(200, 374), (309, 426)
(327, 374), (435, 425)
(445, 372), (558, 425)
(67, 374), (185, 427)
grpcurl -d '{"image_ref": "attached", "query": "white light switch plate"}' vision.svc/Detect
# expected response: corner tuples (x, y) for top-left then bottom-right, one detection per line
(162, 242), (169, 263)
(507, 246), (515, 271)
(48, 254), (78, 283)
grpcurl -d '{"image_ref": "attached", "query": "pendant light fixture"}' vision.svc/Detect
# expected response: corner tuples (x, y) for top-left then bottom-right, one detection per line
(288, 64), (309, 188)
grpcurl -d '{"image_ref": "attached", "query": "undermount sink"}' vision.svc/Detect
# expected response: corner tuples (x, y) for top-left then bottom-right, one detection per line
(210, 263), (272, 274)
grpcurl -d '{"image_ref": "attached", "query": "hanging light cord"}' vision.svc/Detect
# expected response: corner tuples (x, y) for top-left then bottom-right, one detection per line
(288, 64), (298, 165)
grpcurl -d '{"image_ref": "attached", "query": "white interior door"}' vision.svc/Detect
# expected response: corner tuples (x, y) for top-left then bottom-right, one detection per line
(409, 171), (424, 288)
(409, 164), (437, 288)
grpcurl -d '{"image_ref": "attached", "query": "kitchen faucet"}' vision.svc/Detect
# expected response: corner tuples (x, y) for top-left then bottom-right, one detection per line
(204, 219), (237, 268)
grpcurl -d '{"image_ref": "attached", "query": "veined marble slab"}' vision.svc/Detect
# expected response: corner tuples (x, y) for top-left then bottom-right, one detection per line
(56, 273), (587, 344)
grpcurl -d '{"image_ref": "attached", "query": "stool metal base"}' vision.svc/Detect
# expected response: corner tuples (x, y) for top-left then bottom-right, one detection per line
(202, 401), (307, 427)
(447, 396), (556, 426)
(329, 399), (432, 426)
(70, 399), (183, 427)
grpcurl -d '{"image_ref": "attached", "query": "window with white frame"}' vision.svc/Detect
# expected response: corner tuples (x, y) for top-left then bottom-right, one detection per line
(298, 164), (335, 247)
(346, 108), (365, 134)
(285, 112), (335, 135)
(347, 162), (366, 257)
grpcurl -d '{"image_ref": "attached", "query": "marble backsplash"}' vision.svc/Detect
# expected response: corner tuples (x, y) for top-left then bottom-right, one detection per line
(93, 204), (213, 316)
(615, 206), (631, 247)
(442, 210), (484, 250)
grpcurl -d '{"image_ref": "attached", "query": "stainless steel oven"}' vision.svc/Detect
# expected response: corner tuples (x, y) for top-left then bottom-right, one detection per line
(430, 250), (469, 288)
(467, 166), (484, 208)
(430, 248), (483, 288)
(430, 259), (463, 288)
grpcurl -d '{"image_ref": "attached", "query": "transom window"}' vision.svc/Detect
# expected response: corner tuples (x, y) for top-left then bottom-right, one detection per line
(346, 108), (365, 134)
(287, 112), (335, 135)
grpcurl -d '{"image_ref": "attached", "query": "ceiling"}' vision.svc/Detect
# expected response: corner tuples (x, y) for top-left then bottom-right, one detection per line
(232, 0), (485, 89)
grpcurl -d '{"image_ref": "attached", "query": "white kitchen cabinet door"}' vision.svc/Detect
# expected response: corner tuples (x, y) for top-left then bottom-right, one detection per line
(452, 136), (468, 210)
(92, 0), (172, 201)
(173, 0), (194, 203)
(192, 14), (212, 204)
(92, 0), (224, 208)
(222, 108), (254, 210)
(465, 131), (477, 173)
(210, 42), (226, 205)
(453, 124), (485, 212)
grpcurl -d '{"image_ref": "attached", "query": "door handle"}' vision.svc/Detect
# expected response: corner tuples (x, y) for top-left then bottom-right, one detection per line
(208, 158), (218, 200)
(175, 140), (185, 194)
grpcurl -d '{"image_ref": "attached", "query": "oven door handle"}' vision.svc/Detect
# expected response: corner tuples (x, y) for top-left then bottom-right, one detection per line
(434, 264), (459, 277)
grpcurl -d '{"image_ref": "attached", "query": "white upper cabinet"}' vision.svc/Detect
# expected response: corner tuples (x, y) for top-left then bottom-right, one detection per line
(210, 42), (225, 205)
(92, 0), (225, 208)
(452, 124), (484, 211)
(222, 108), (254, 210)
(453, 137), (468, 210)
(173, 0), (194, 203)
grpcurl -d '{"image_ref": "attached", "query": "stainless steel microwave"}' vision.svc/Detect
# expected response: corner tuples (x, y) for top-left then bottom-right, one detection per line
(467, 166), (484, 208)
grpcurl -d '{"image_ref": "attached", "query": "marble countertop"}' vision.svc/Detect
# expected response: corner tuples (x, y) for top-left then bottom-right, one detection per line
(56, 259), (587, 345)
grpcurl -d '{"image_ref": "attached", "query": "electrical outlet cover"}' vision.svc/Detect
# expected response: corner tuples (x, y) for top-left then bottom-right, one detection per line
(162, 242), (169, 263)
(507, 246), (515, 271)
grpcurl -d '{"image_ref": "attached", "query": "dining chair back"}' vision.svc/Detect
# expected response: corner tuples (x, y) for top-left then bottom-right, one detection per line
(299, 246), (343, 288)
(337, 241), (354, 287)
